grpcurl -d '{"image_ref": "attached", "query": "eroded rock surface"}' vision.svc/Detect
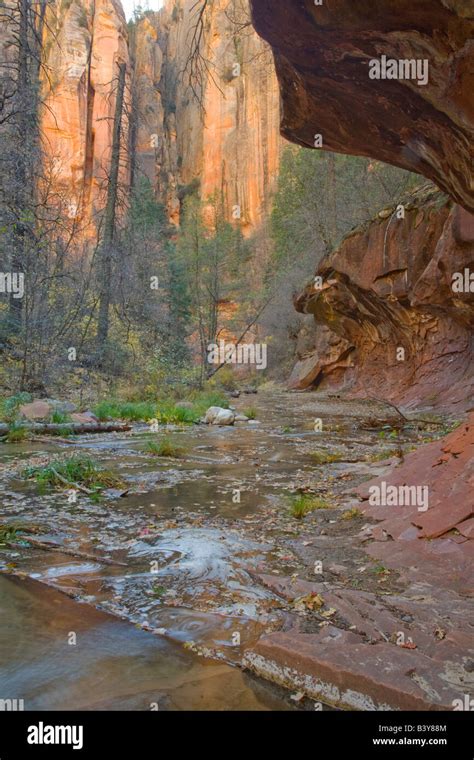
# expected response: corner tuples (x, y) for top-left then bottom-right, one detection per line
(357, 412), (474, 590)
(292, 188), (474, 410)
(250, 0), (474, 211)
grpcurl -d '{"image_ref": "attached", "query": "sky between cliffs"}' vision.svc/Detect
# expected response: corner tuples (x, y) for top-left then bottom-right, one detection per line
(121, 0), (164, 21)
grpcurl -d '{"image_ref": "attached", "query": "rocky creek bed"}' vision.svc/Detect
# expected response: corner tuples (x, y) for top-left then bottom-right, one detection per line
(0, 389), (472, 710)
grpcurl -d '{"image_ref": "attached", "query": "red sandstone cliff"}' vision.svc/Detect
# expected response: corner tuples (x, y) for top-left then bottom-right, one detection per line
(37, 0), (281, 235)
(250, 0), (474, 213)
(41, 0), (130, 237)
(247, 0), (474, 407)
(291, 188), (474, 410)
(132, 0), (281, 232)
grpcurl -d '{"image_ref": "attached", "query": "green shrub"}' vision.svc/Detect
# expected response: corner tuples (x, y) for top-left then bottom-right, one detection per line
(209, 366), (238, 391)
(93, 400), (155, 422)
(0, 392), (32, 423)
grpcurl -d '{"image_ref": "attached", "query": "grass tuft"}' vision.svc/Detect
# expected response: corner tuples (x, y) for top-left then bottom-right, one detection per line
(154, 403), (200, 425)
(288, 493), (331, 519)
(5, 422), (29, 442)
(22, 455), (123, 491)
(146, 439), (185, 458)
(50, 410), (72, 424)
(93, 400), (156, 422)
(93, 392), (229, 426)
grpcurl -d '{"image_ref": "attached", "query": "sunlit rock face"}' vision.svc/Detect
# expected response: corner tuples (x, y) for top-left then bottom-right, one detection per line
(133, 0), (281, 231)
(292, 188), (474, 410)
(41, 0), (130, 238)
(38, 0), (281, 235)
(249, 0), (474, 212)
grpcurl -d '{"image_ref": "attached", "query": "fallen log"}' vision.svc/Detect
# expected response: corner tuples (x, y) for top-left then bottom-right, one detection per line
(0, 421), (131, 436)
(29, 435), (77, 445)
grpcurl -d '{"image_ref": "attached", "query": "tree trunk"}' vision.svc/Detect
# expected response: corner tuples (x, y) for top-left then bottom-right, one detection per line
(9, 0), (30, 330)
(96, 61), (127, 352)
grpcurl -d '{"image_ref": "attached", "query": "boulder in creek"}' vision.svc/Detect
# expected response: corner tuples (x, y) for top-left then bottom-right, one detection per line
(70, 411), (99, 424)
(204, 407), (236, 426)
(19, 400), (52, 421)
(43, 398), (77, 414)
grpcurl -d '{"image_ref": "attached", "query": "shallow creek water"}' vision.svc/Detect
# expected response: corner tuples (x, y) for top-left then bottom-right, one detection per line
(0, 390), (433, 709)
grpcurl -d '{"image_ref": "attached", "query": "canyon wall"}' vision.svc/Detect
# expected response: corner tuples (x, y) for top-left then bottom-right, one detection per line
(290, 188), (474, 411)
(38, 0), (281, 236)
(8, 0), (473, 408)
(249, 0), (474, 407)
(132, 0), (281, 232)
(250, 0), (474, 213)
(41, 0), (130, 237)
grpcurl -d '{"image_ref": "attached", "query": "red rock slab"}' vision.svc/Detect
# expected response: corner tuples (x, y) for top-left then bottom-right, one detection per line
(367, 539), (474, 596)
(414, 502), (474, 540)
(358, 415), (474, 540)
(257, 573), (473, 654)
(456, 517), (474, 539)
(244, 627), (463, 710)
(249, 574), (473, 706)
(361, 509), (422, 542)
(287, 324), (353, 391)
(291, 193), (474, 409)
(449, 534), (469, 544)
